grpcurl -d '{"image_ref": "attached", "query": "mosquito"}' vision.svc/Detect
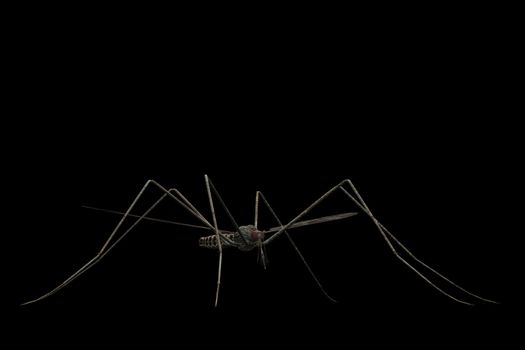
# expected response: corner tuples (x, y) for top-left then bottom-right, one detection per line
(21, 176), (498, 307)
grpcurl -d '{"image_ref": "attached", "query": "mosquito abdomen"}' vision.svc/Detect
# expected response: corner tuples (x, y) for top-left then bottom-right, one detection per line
(199, 233), (236, 249)
(199, 227), (264, 251)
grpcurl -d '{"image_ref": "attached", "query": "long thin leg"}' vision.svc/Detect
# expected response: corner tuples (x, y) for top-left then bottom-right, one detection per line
(206, 177), (248, 245)
(255, 190), (260, 230)
(378, 222), (497, 304)
(255, 191), (268, 269)
(22, 180), (212, 305)
(204, 175), (223, 307)
(264, 179), (496, 305)
(338, 181), (498, 304)
(257, 191), (336, 302)
(264, 180), (345, 245)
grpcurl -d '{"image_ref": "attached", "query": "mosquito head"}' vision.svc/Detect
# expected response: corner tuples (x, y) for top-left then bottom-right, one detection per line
(250, 227), (265, 242)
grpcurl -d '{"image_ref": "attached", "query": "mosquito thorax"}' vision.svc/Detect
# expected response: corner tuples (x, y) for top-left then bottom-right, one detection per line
(239, 225), (265, 242)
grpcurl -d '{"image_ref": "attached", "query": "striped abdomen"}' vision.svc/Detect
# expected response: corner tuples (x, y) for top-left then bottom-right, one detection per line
(199, 225), (265, 251)
(199, 233), (238, 249)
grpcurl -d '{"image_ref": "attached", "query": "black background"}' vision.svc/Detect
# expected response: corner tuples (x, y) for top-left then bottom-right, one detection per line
(11, 5), (520, 348)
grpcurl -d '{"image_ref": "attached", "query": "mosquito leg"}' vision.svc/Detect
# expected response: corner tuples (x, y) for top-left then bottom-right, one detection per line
(378, 222), (499, 304)
(339, 180), (498, 304)
(261, 179), (486, 305)
(337, 184), (473, 305)
(22, 180), (212, 306)
(255, 191), (260, 230)
(206, 176), (248, 245)
(263, 180), (346, 245)
(257, 191), (336, 302)
(204, 175), (223, 307)
(254, 191), (268, 269)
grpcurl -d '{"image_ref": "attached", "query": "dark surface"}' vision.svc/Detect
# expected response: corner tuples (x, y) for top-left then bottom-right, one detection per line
(11, 7), (519, 348)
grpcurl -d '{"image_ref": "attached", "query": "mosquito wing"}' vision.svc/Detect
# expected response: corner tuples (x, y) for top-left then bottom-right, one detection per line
(265, 212), (358, 233)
